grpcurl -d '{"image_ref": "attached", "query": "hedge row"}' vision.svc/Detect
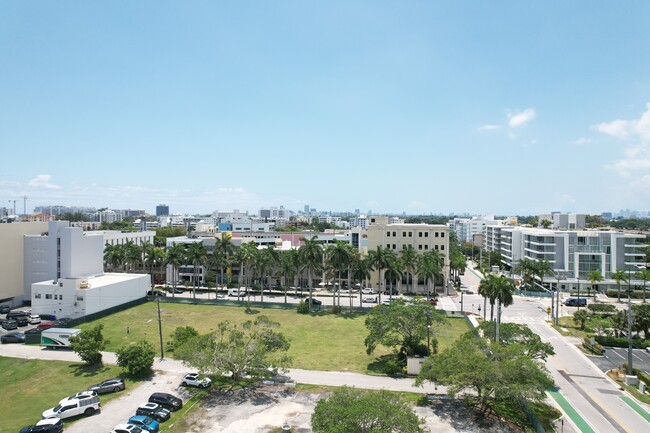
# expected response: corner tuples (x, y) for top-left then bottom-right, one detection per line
(583, 337), (605, 355)
(594, 335), (650, 349)
(622, 363), (650, 387)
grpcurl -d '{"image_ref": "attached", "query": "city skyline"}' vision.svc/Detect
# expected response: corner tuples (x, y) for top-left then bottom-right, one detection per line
(1, 2), (649, 215)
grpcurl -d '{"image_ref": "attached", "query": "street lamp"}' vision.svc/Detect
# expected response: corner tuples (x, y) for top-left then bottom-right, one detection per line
(553, 271), (567, 326)
(426, 324), (431, 356)
(460, 290), (464, 313)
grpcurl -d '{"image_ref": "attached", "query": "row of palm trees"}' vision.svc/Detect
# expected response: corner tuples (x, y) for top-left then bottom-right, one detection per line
(103, 236), (456, 311)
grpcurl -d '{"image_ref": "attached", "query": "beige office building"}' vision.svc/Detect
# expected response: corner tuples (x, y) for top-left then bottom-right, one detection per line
(0, 222), (48, 307)
(366, 222), (450, 294)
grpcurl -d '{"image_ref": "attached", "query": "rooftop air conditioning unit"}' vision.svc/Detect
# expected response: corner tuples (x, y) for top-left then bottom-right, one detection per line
(79, 280), (89, 289)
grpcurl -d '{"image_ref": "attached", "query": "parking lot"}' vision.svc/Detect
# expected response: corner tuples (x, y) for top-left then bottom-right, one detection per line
(588, 346), (650, 375)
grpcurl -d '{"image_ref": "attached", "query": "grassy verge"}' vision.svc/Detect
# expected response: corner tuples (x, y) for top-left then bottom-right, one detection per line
(553, 316), (589, 339)
(76, 302), (470, 373)
(607, 370), (650, 404)
(0, 356), (139, 433)
(492, 399), (561, 433)
(162, 388), (208, 432)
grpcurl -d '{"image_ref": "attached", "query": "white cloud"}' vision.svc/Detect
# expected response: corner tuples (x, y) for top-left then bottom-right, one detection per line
(478, 124), (500, 131)
(572, 137), (592, 146)
(593, 103), (650, 142)
(600, 104), (650, 186)
(27, 174), (62, 190)
(507, 108), (536, 128)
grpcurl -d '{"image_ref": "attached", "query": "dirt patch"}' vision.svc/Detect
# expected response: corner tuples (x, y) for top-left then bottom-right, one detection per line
(184, 385), (524, 433)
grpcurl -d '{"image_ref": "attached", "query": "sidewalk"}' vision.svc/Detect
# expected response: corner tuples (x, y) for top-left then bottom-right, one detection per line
(0, 344), (442, 394)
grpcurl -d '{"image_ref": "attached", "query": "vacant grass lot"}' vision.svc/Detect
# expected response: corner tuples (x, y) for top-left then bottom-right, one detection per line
(0, 357), (136, 433)
(77, 302), (470, 373)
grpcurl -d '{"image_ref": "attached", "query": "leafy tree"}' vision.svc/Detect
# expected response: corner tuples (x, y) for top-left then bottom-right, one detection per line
(632, 304), (650, 339)
(69, 324), (107, 365)
(166, 326), (199, 352)
(116, 340), (156, 377)
(311, 386), (423, 433)
(416, 333), (554, 415)
(573, 309), (591, 330)
(364, 299), (445, 357)
(174, 315), (291, 382)
(477, 322), (554, 360)
(540, 219), (552, 229)
(154, 226), (187, 247)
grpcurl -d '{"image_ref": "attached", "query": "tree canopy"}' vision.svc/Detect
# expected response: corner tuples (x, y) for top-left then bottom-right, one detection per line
(174, 315), (291, 381)
(364, 298), (446, 357)
(311, 386), (423, 433)
(69, 324), (107, 365)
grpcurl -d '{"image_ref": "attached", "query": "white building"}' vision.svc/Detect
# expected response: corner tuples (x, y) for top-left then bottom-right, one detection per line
(26, 221), (149, 319)
(450, 215), (505, 243)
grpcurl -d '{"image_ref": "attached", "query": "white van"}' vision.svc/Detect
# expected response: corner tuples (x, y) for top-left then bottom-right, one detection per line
(42, 395), (101, 419)
(228, 288), (247, 297)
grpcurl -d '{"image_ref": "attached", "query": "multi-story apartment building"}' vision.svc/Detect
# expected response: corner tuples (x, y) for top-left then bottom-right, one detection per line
(366, 222), (450, 294)
(450, 215), (505, 243)
(484, 225), (647, 291)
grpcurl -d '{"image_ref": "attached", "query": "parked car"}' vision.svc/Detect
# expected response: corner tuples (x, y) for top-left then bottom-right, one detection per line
(59, 390), (97, 405)
(1, 332), (25, 344)
(135, 403), (170, 422)
(147, 290), (166, 297)
(88, 377), (125, 394)
(303, 297), (322, 306)
(362, 296), (378, 304)
(51, 317), (73, 328)
(128, 415), (160, 432)
(111, 424), (143, 433)
(135, 403), (171, 422)
(14, 316), (29, 327)
(167, 287), (184, 294)
(6, 311), (30, 322)
(28, 314), (42, 324)
(564, 297), (587, 307)
(0, 305), (11, 314)
(148, 392), (183, 411)
(42, 395), (101, 419)
(361, 288), (378, 295)
(1, 320), (18, 330)
(19, 417), (64, 433)
(181, 373), (212, 388)
(36, 321), (53, 331)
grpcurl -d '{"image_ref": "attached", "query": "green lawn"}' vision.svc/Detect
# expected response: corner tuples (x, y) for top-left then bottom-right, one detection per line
(77, 302), (470, 373)
(0, 357), (138, 433)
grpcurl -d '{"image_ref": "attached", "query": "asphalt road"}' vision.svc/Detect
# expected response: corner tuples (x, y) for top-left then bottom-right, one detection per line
(457, 267), (650, 433)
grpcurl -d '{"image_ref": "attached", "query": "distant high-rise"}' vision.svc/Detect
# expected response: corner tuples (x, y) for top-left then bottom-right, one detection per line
(304, 205), (309, 214)
(156, 204), (169, 217)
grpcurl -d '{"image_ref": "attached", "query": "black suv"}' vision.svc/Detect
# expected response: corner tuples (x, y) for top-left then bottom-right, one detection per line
(6, 311), (30, 321)
(148, 392), (183, 411)
(0, 305), (11, 314)
(135, 402), (171, 422)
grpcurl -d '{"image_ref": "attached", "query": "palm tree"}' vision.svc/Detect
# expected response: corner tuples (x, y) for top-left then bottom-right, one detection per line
(368, 246), (396, 305)
(187, 242), (208, 299)
(279, 249), (300, 304)
(351, 254), (371, 306)
(587, 269), (603, 302)
(384, 255), (403, 300)
(214, 235), (235, 287)
(238, 241), (260, 303)
(141, 240), (154, 277)
(299, 236), (323, 312)
(123, 240), (142, 273)
(635, 268), (650, 303)
(532, 259), (553, 291)
(478, 276), (495, 321)
(611, 270), (628, 302)
(492, 274), (516, 342)
(165, 243), (186, 298)
(400, 245), (418, 294)
(516, 258), (536, 291)
(259, 245), (280, 303)
(145, 246), (165, 288)
(326, 240), (353, 309)
(103, 243), (124, 272)
(418, 251), (442, 302)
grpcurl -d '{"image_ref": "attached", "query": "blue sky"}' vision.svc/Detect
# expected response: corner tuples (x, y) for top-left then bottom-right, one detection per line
(2, 1), (650, 216)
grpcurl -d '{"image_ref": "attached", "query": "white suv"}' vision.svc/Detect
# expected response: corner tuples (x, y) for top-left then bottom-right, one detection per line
(28, 314), (41, 324)
(181, 373), (212, 388)
(111, 424), (143, 433)
(42, 395), (100, 419)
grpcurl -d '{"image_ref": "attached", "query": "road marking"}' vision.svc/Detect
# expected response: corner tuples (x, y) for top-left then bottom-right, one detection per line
(620, 396), (650, 423)
(547, 388), (596, 433)
(610, 350), (625, 359)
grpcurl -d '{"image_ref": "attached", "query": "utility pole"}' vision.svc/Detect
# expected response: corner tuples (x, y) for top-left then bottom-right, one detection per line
(156, 296), (164, 361)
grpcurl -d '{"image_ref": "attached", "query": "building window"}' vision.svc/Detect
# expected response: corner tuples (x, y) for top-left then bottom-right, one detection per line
(45, 294), (52, 300)
(424, 245), (429, 250)
(425, 232), (429, 237)
(441, 245), (445, 250)
(76, 296), (84, 301)
(418, 232), (422, 238)
(441, 232), (445, 238)
(387, 231), (391, 237)
(409, 232), (412, 237)
(418, 245), (423, 250)
(393, 231), (397, 237)
(34, 293), (41, 299)
(434, 245), (438, 250)
(435, 232), (439, 237)
(403, 232), (406, 237)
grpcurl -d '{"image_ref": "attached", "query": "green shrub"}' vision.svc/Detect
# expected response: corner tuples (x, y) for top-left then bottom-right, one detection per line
(587, 304), (616, 315)
(296, 301), (310, 315)
(582, 337), (605, 355)
(594, 336), (650, 349)
(622, 363), (650, 387)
